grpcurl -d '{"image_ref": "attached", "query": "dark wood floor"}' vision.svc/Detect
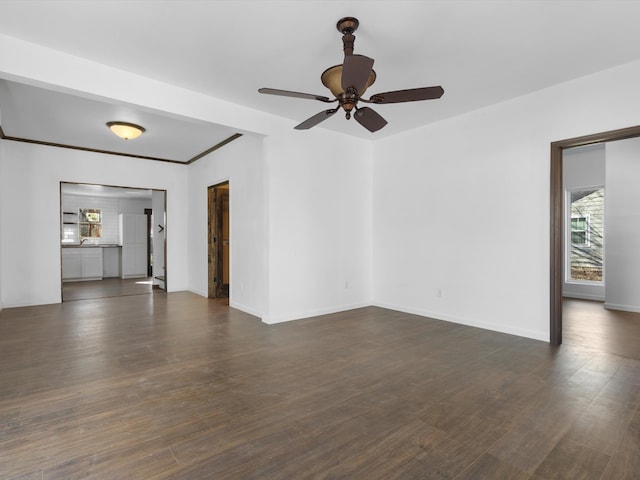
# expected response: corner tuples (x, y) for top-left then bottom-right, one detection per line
(0, 294), (638, 479)
(563, 297), (640, 360)
(62, 277), (154, 302)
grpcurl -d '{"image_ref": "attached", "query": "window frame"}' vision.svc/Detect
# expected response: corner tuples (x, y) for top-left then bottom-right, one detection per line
(570, 214), (590, 247)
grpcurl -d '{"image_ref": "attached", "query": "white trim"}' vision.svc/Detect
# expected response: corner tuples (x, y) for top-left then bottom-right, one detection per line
(604, 302), (640, 313)
(373, 301), (548, 342)
(186, 289), (264, 320)
(229, 301), (263, 320)
(565, 278), (604, 286)
(570, 213), (590, 247)
(262, 302), (371, 325)
(562, 292), (605, 301)
(2, 297), (61, 309)
(187, 287), (208, 297)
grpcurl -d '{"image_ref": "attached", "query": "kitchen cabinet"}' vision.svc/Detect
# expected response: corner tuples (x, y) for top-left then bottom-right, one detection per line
(82, 248), (103, 278)
(102, 246), (121, 278)
(62, 247), (103, 281)
(61, 249), (82, 280)
(119, 214), (148, 278)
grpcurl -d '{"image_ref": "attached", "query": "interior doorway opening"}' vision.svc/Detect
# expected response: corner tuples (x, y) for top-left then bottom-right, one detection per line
(208, 181), (230, 301)
(59, 182), (167, 302)
(550, 125), (640, 344)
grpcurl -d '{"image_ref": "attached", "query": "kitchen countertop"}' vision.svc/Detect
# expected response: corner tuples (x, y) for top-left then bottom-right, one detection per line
(61, 244), (121, 248)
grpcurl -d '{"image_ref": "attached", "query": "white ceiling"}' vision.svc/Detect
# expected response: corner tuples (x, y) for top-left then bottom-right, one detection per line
(62, 183), (152, 200)
(0, 79), (240, 162)
(1, 0), (640, 156)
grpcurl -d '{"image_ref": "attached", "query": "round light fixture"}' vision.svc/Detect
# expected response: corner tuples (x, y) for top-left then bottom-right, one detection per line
(320, 64), (376, 98)
(106, 121), (145, 140)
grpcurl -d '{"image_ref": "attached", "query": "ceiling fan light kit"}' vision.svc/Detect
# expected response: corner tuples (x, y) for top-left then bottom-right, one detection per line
(259, 16), (444, 132)
(106, 121), (145, 140)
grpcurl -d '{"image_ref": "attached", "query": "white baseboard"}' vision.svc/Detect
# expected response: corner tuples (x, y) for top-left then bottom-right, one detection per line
(562, 292), (605, 302)
(373, 301), (549, 342)
(187, 288), (208, 298)
(229, 301), (263, 319)
(604, 302), (640, 313)
(185, 289), (264, 320)
(2, 297), (61, 308)
(262, 302), (370, 325)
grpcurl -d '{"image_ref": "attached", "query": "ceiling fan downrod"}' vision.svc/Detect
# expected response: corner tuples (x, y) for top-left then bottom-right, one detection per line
(337, 17), (359, 56)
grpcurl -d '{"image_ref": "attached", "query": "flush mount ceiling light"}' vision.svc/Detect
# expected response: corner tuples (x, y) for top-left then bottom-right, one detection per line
(106, 121), (145, 140)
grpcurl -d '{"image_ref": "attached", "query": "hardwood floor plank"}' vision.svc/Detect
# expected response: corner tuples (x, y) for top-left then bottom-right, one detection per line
(532, 437), (611, 480)
(599, 406), (640, 480)
(455, 452), (531, 480)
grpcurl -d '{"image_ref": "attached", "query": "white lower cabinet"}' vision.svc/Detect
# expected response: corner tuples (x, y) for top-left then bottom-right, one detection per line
(61, 249), (83, 280)
(82, 249), (103, 279)
(62, 248), (103, 281)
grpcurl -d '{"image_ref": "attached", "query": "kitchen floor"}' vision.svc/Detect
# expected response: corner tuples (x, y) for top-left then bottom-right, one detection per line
(62, 277), (155, 301)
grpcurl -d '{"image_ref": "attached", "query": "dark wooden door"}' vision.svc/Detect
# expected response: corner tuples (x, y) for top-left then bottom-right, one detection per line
(208, 182), (229, 298)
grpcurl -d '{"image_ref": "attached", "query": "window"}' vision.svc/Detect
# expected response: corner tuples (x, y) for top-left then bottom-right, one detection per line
(570, 216), (589, 246)
(567, 188), (604, 282)
(79, 208), (102, 239)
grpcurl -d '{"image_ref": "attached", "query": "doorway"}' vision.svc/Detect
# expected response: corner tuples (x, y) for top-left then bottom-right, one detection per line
(550, 125), (640, 344)
(208, 181), (230, 300)
(60, 182), (167, 302)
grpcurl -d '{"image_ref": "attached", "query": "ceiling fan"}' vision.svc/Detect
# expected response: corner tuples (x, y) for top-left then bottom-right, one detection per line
(258, 17), (444, 133)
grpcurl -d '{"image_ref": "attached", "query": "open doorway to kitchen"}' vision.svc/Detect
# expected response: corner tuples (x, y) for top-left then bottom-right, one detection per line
(208, 181), (230, 303)
(60, 182), (167, 302)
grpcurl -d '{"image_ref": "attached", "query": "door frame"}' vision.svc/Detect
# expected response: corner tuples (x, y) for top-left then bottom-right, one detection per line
(208, 181), (230, 299)
(550, 125), (640, 344)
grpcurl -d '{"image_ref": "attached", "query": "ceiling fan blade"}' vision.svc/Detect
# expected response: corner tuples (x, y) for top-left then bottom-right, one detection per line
(369, 86), (444, 104)
(294, 108), (339, 130)
(341, 54), (374, 93)
(354, 107), (387, 133)
(259, 88), (333, 103)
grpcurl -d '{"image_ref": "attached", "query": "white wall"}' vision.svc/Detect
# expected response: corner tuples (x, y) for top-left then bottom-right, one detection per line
(187, 128), (373, 324)
(151, 190), (166, 287)
(373, 59), (640, 342)
(0, 140), (188, 307)
(187, 133), (266, 318)
(263, 129), (373, 323)
(604, 137), (640, 312)
(5, 30), (640, 338)
(0, 33), (374, 326)
(562, 143), (606, 300)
